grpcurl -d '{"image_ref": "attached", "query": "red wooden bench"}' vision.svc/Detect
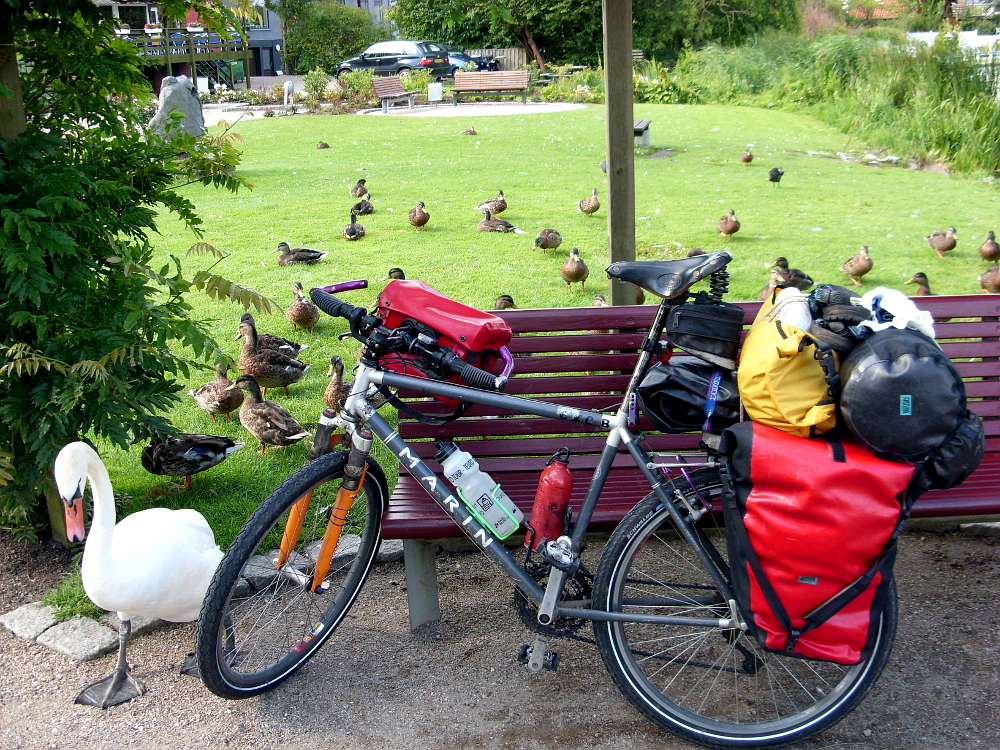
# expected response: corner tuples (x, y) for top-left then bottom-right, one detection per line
(382, 295), (1000, 629)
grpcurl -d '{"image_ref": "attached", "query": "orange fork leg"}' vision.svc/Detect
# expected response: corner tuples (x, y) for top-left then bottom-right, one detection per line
(309, 463), (367, 592)
(276, 491), (313, 569)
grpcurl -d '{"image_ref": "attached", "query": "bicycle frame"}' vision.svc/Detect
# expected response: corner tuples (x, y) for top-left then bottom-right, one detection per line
(338, 298), (741, 631)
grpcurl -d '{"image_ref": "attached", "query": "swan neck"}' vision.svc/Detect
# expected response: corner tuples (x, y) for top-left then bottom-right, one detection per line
(84, 453), (117, 549)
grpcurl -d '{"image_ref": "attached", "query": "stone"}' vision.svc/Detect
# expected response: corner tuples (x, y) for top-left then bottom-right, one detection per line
(148, 75), (205, 138)
(242, 554), (280, 590)
(36, 617), (118, 661)
(99, 612), (167, 637)
(959, 521), (1000, 538)
(377, 539), (405, 563)
(0, 601), (59, 640)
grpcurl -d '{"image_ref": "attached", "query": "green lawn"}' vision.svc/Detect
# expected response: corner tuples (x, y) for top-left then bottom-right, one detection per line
(93, 103), (1000, 547)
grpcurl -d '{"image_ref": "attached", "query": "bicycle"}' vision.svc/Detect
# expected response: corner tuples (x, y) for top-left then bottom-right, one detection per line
(195, 251), (896, 749)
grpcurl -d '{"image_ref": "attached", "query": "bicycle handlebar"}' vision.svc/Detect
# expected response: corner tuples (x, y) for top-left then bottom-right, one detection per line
(309, 286), (380, 340)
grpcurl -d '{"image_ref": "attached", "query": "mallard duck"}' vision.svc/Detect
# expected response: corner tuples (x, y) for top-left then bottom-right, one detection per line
(478, 209), (517, 233)
(383, 267), (406, 280)
(634, 286), (646, 305)
(534, 228), (563, 253)
(980, 265), (1000, 293)
(141, 433), (244, 490)
(979, 231), (1000, 263)
(561, 247), (589, 292)
(408, 201), (429, 230)
(687, 247), (705, 257)
(189, 364), (244, 424)
(275, 242), (327, 266)
(324, 355), (350, 410)
(578, 188), (600, 215)
(494, 294), (516, 310)
(240, 312), (307, 355)
(461, 126), (477, 135)
(235, 318), (308, 396)
(841, 245), (873, 285)
(905, 272), (936, 296)
(768, 256), (814, 291)
(343, 211), (365, 241)
(352, 196), (374, 215)
(717, 209), (740, 241)
(54, 442), (224, 708)
(926, 227), (957, 258)
(741, 149), (753, 166)
(317, 141), (329, 149)
(286, 281), (320, 334)
(229, 374), (310, 453)
(758, 268), (784, 301)
(350, 179), (368, 198)
(475, 189), (507, 215)
(768, 167), (784, 187)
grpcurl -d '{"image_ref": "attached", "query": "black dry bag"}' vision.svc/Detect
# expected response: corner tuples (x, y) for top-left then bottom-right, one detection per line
(636, 359), (740, 434)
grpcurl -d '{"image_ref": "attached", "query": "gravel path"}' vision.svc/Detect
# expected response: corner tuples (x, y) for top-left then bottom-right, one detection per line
(2, 528), (998, 749)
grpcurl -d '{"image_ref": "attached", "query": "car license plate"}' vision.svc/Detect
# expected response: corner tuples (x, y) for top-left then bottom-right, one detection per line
(434, 58), (443, 63)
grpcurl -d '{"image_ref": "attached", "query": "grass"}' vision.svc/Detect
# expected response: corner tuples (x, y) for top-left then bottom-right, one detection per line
(42, 567), (104, 621)
(84, 102), (1000, 553)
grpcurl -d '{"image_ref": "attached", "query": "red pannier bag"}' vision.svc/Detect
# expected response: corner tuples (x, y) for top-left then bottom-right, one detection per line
(374, 279), (512, 408)
(719, 421), (924, 664)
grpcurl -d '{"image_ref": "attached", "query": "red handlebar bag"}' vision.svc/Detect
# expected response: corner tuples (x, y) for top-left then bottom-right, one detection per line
(374, 280), (512, 407)
(720, 421), (924, 664)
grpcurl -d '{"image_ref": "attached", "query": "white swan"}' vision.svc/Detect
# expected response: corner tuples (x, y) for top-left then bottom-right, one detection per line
(54, 441), (224, 708)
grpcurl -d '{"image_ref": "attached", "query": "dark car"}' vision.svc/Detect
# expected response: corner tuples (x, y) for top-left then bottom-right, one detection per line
(444, 46), (500, 77)
(336, 40), (450, 79)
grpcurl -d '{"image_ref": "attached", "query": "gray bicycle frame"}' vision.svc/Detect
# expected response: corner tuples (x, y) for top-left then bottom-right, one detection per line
(343, 299), (739, 629)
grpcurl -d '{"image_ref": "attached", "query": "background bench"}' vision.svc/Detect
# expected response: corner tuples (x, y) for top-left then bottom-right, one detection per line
(452, 70), (530, 105)
(372, 75), (415, 114)
(381, 294), (1000, 629)
(634, 119), (651, 148)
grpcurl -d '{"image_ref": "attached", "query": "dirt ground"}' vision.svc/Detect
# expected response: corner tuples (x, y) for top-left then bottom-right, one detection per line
(1, 527), (998, 750)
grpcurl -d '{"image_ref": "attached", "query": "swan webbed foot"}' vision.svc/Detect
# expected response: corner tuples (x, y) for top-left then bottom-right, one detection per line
(74, 668), (146, 708)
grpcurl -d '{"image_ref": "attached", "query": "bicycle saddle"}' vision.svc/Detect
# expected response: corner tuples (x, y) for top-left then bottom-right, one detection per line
(606, 252), (733, 299)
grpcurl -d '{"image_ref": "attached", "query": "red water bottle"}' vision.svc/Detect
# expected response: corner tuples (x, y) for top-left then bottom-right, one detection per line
(525, 448), (573, 551)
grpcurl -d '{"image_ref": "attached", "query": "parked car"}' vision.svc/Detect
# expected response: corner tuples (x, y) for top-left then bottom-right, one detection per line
(443, 46), (500, 77)
(336, 40), (451, 79)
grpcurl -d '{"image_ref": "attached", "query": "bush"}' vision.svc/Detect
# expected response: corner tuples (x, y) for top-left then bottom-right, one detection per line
(339, 68), (376, 105)
(399, 68), (432, 93)
(303, 67), (333, 103)
(280, 0), (389, 75)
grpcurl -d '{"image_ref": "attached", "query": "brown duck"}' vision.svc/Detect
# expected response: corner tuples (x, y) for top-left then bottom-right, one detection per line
(240, 313), (307, 355)
(741, 149), (753, 166)
(316, 141), (329, 149)
(229, 374), (310, 453)
(905, 272), (935, 296)
(140, 433), (244, 489)
(408, 201), (429, 230)
(717, 209), (740, 241)
(561, 247), (589, 292)
(475, 189), (507, 215)
(478, 209), (517, 233)
(461, 126), (477, 135)
(351, 195), (374, 215)
(578, 188), (600, 216)
(758, 268), (784, 302)
(980, 265), (1000, 293)
(979, 231), (1000, 263)
(383, 267), (406, 280)
(324, 355), (350, 410)
(350, 179), (368, 198)
(768, 256), (814, 291)
(686, 247), (705, 257)
(286, 281), (320, 334)
(189, 364), (244, 424)
(494, 294), (516, 310)
(926, 227), (957, 258)
(841, 245), (873, 286)
(275, 242), (327, 265)
(343, 211), (365, 241)
(236, 318), (309, 396)
(534, 228), (563, 253)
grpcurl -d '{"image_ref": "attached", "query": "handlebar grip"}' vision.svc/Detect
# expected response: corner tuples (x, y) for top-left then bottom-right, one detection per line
(450, 357), (502, 392)
(309, 287), (359, 319)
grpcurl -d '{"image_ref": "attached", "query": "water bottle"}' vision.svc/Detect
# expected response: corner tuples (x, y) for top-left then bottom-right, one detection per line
(435, 441), (523, 539)
(525, 448), (573, 551)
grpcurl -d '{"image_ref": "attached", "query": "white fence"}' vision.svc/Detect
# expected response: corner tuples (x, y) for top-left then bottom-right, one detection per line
(465, 47), (527, 70)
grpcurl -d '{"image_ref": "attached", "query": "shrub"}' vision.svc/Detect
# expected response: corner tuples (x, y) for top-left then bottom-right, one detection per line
(279, 0), (389, 74)
(303, 67), (333, 103)
(399, 68), (432, 93)
(339, 68), (376, 105)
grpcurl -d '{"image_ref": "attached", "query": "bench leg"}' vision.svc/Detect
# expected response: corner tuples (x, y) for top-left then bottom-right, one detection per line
(408, 95), (414, 109)
(522, 90), (526, 104)
(403, 538), (440, 630)
(382, 99), (388, 115)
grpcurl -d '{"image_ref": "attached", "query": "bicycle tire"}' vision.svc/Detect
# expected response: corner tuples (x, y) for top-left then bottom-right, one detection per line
(196, 450), (388, 699)
(592, 468), (897, 748)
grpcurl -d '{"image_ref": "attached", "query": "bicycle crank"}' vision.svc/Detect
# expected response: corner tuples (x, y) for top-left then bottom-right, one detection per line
(517, 635), (560, 673)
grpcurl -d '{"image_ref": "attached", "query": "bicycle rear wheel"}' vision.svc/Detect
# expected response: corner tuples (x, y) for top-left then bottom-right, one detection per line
(196, 450), (387, 699)
(592, 469), (897, 748)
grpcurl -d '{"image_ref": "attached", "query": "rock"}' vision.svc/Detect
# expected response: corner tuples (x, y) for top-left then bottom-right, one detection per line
(36, 617), (117, 661)
(0, 602), (59, 640)
(959, 521), (1000, 538)
(99, 612), (167, 637)
(148, 75), (205, 139)
(377, 539), (404, 563)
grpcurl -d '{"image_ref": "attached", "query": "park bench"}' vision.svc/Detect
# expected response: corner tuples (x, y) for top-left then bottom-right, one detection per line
(452, 70), (530, 105)
(633, 119), (651, 148)
(372, 75), (415, 115)
(381, 294), (1000, 629)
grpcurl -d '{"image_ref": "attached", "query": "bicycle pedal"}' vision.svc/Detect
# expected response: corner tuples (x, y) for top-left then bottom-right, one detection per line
(518, 637), (560, 673)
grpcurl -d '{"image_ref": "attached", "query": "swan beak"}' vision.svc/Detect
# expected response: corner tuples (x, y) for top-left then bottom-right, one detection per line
(63, 488), (85, 543)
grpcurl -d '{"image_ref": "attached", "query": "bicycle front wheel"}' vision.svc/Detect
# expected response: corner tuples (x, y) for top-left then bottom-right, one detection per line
(196, 450), (388, 699)
(592, 470), (897, 748)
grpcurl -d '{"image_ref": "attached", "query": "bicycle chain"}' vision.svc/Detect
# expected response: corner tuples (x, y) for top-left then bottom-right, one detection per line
(512, 559), (596, 643)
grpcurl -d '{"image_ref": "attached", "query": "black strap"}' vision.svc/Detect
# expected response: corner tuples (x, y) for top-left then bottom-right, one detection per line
(378, 385), (473, 426)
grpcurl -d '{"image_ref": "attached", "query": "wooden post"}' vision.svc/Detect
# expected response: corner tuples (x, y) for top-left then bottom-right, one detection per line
(602, 0), (637, 306)
(0, 8), (27, 142)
